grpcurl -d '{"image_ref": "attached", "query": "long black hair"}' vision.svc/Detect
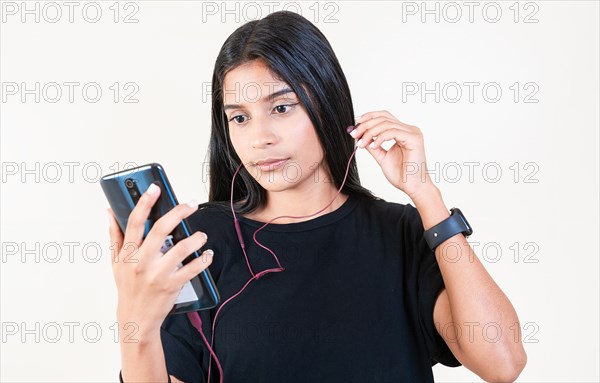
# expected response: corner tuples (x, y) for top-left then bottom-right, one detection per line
(205, 11), (378, 214)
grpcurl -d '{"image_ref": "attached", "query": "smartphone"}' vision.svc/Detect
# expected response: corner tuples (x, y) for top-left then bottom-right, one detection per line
(100, 163), (220, 315)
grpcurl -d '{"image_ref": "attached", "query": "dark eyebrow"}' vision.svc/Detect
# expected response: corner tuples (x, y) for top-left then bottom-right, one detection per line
(223, 88), (295, 111)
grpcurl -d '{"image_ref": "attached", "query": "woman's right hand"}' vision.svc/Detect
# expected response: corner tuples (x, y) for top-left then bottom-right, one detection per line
(107, 183), (213, 340)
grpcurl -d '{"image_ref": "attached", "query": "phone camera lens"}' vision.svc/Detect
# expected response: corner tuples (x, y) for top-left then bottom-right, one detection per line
(125, 179), (135, 189)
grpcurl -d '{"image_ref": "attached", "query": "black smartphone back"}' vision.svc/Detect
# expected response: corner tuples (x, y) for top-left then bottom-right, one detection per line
(100, 163), (219, 315)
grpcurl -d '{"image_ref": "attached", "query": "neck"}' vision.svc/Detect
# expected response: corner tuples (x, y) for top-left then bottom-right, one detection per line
(246, 185), (349, 224)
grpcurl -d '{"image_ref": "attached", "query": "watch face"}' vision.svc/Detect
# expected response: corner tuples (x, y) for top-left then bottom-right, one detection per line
(452, 208), (473, 236)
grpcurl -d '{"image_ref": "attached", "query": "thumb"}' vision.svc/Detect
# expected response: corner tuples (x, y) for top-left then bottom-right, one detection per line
(364, 141), (387, 165)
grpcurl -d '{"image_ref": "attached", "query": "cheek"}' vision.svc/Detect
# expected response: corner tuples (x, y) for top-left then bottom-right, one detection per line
(228, 125), (245, 146)
(293, 120), (324, 160)
(227, 130), (247, 159)
(290, 115), (318, 143)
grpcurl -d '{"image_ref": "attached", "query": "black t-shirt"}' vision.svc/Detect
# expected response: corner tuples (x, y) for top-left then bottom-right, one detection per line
(159, 193), (461, 383)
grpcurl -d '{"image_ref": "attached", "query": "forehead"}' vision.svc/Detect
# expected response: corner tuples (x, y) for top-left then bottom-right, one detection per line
(222, 61), (293, 105)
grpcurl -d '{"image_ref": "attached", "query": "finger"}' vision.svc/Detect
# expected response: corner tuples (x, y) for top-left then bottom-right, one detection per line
(363, 136), (389, 165)
(353, 119), (392, 147)
(355, 120), (412, 149)
(349, 116), (389, 140)
(173, 249), (214, 286)
(123, 182), (162, 248)
(159, 231), (209, 271)
(355, 111), (417, 133)
(355, 110), (399, 124)
(361, 126), (411, 165)
(350, 116), (412, 142)
(370, 128), (422, 151)
(142, 202), (200, 257)
(107, 208), (123, 264)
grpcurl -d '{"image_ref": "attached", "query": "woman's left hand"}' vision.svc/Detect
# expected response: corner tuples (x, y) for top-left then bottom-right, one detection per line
(350, 110), (435, 199)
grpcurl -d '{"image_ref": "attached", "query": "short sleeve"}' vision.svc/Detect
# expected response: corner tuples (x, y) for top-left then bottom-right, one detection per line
(405, 204), (462, 367)
(161, 312), (207, 383)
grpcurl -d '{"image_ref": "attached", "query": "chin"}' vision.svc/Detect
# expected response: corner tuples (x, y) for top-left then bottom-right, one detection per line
(258, 182), (294, 193)
(257, 176), (302, 192)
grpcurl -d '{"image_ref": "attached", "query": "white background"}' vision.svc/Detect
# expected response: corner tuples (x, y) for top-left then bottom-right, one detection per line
(1, 1), (598, 381)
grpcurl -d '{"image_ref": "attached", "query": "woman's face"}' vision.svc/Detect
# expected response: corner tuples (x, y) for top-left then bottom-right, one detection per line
(223, 60), (330, 193)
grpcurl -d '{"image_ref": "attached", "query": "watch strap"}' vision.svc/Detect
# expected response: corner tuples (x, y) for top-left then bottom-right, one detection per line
(424, 208), (470, 251)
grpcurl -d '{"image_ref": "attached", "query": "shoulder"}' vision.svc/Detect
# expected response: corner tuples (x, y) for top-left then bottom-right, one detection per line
(348, 194), (425, 242)
(356, 194), (418, 224)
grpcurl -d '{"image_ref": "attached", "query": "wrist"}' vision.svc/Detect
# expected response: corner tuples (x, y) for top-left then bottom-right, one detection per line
(409, 185), (451, 231)
(423, 207), (473, 251)
(408, 182), (439, 205)
(116, 318), (162, 346)
(117, 305), (164, 342)
(119, 329), (163, 369)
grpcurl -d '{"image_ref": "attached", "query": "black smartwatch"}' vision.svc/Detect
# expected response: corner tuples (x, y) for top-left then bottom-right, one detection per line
(423, 207), (473, 251)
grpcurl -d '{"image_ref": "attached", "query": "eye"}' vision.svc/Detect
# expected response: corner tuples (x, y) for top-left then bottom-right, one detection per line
(272, 103), (298, 114)
(228, 114), (248, 124)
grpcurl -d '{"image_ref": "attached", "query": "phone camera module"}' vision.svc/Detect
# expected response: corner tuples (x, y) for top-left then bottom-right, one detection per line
(125, 178), (136, 189)
(125, 178), (142, 204)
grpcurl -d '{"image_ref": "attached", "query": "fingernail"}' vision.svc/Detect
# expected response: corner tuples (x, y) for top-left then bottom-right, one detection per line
(355, 115), (362, 121)
(147, 183), (159, 195)
(350, 129), (358, 138)
(204, 249), (214, 257)
(186, 199), (198, 209)
(357, 138), (363, 147)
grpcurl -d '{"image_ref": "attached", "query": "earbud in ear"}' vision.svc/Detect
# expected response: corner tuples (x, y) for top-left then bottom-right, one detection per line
(346, 123), (360, 135)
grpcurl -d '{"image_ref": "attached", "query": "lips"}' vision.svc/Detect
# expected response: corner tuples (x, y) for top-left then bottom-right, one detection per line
(255, 157), (288, 165)
(254, 158), (289, 171)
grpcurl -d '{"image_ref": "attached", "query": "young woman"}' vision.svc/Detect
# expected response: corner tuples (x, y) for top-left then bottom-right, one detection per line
(108, 11), (527, 383)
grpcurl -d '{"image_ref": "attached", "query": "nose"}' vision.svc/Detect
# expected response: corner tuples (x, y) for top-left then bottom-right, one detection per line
(250, 119), (277, 149)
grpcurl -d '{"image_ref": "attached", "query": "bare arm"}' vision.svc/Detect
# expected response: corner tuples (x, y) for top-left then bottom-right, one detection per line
(347, 111), (527, 381)
(413, 185), (527, 382)
(120, 328), (170, 382)
(118, 326), (187, 382)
